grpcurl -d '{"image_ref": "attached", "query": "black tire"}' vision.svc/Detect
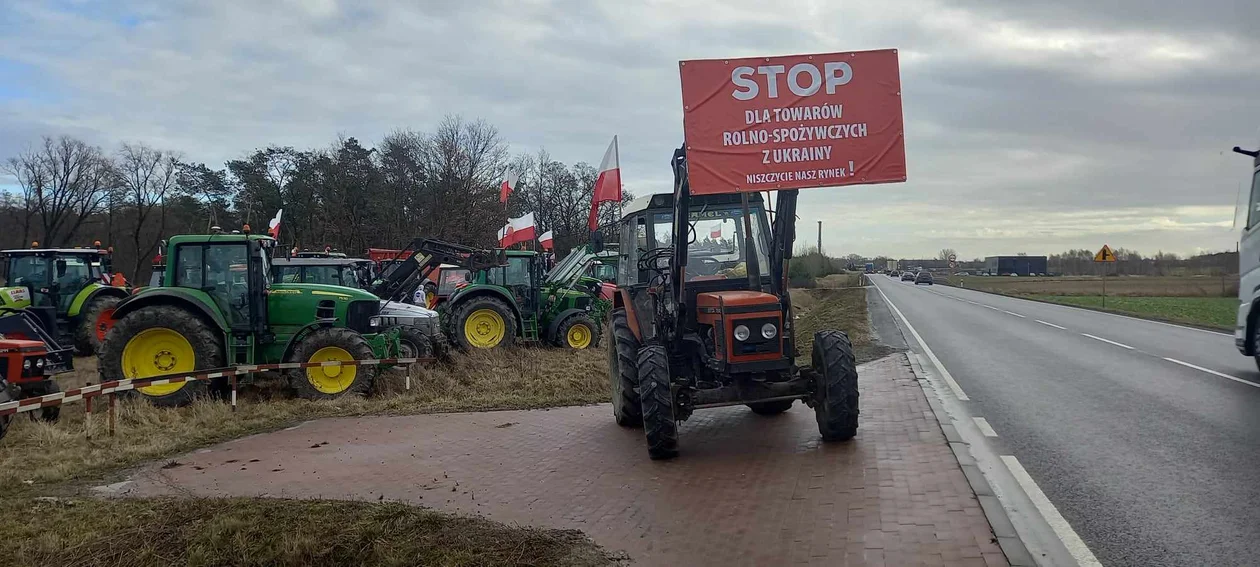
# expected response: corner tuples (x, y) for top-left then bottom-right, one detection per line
(75, 294), (123, 356)
(608, 310), (642, 427)
(746, 399), (794, 416)
(389, 325), (433, 368)
(450, 296), (517, 350)
(286, 327), (377, 400)
(23, 380), (61, 423)
(0, 382), (11, 442)
(98, 305), (222, 408)
(637, 345), (678, 460)
(812, 330), (859, 441)
(555, 313), (601, 349)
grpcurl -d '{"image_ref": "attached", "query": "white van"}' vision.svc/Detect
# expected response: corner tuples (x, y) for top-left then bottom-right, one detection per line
(1234, 144), (1260, 368)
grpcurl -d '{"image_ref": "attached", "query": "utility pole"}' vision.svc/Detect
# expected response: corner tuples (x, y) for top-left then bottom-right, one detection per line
(817, 221), (822, 255)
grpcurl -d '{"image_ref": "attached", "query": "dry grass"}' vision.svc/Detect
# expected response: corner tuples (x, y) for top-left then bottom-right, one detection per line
(952, 275), (1238, 298)
(0, 347), (608, 493)
(814, 272), (866, 288)
(0, 497), (616, 567)
(791, 286), (895, 364)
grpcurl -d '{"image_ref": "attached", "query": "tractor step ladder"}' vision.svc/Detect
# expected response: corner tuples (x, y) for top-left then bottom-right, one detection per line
(521, 314), (540, 342)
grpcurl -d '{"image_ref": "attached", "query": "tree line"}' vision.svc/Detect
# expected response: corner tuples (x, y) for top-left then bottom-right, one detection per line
(0, 116), (631, 282)
(839, 249), (1238, 276)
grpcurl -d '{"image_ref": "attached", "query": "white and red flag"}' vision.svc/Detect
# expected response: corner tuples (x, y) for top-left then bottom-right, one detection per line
(587, 136), (622, 231)
(268, 209), (283, 238)
(539, 230), (554, 251)
(710, 225), (722, 239)
(500, 171), (519, 204)
(497, 212), (537, 247)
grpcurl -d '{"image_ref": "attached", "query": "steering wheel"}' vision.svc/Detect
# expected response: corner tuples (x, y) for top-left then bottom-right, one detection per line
(690, 257), (722, 277)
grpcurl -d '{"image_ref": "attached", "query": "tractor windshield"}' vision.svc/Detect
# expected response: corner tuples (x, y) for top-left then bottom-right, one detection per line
(652, 206), (770, 281)
(6, 256), (50, 289)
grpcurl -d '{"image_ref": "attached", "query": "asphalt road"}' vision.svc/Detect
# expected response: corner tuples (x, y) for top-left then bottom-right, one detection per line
(870, 275), (1260, 567)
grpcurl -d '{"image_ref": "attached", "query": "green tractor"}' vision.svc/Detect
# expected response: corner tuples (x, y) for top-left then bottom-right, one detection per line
(443, 248), (612, 351)
(0, 245), (130, 355)
(98, 231), (399, 407)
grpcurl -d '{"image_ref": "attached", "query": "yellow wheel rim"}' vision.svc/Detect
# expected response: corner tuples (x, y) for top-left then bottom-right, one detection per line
(305, 346), (357, 394)
(122, 328), (194, 397)
(464, 308), (506, 349)
(566, 323), (592, 349)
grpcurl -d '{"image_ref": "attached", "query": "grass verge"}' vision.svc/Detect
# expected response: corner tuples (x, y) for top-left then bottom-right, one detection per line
(791, 286), (897, 364)
(0, 497), (615, 567)
(1023, 295), (1236, 329)
(0, 348), (608, 492)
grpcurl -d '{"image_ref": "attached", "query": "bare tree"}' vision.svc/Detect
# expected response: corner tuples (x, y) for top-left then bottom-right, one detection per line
(937, 248), (958, 262)
(115, 142), (180, 278)
(5, 136), (113, 246)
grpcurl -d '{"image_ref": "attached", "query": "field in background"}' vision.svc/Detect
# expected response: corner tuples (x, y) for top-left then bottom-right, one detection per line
(947, 275), (1239, 329)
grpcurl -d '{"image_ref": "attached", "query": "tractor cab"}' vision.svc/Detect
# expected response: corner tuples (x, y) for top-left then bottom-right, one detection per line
(272, 257), (374, 289)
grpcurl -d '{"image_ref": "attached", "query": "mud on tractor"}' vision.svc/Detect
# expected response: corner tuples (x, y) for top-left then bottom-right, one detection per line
(0, 245), (130, 355)
(98, 230), (400, 407)
(606, 148), (860, 460)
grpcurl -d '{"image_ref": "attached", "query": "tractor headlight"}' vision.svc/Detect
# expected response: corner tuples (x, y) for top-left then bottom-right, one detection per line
(368, 316), (381, 328)
(35, 358), (45, 368)
(761, 323), (777, 339)
(22, 359), (31, 370)
(733, 324), (750, 342)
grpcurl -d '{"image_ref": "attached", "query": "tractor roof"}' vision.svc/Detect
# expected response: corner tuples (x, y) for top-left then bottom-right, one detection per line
(621, 191), (763, 219)
(168, 234), (275, 245)
(272, 257), (371, 267)
(504, 250), (537, 257)
(1, 248), (109, 256)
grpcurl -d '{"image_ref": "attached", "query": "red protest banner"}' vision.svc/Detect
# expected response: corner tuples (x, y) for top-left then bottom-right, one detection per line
(679, 49), (906, 195)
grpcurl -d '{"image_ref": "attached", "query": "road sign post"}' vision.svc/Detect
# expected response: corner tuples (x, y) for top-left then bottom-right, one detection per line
(1094, 244), (1117, 308)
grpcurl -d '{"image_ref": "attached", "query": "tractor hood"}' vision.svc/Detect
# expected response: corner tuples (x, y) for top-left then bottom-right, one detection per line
(379, 301), (437, 320)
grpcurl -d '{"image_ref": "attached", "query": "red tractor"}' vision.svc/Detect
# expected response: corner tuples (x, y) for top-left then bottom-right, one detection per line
(0, 310), (73, 437)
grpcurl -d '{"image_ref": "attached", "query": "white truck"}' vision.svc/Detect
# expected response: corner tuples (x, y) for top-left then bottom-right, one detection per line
(1234, 143), (1260, 369)
(886, 259), (897, 273)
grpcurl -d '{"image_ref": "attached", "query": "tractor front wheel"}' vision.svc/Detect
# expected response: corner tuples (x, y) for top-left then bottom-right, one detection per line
(75, 295), (122, 355)
(287, 327), (377, 400)
(637, 345), (678, 460)
(23, 380), (62, 422)
(608, 310), (642, 427)
(98, 305), (223, 408)
(0, 382), (11, 441)
(390, 326), (433, 368)
(556, 313), (600, 349)
(451, 296), (516, 350)
(811, 330), (860, 441)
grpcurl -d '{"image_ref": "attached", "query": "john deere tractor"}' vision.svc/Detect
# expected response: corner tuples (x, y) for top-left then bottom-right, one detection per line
(0, 245), (129, 355)
(98, 231), (399, 407)
(443, 248), (610, 351)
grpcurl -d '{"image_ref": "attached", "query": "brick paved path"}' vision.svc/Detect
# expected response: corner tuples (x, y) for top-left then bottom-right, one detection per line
(128, 354), (1006, 566)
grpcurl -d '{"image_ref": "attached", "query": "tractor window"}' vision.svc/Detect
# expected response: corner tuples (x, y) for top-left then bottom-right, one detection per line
(438, 269), (470, 295)
(504, 256), (532, 287)
(275, 266), (303, 283)
(7, 256), (49, 289)
(651, 206), (771, 281)
(302, 266), (342, 285)
(175, 243), (250, 328)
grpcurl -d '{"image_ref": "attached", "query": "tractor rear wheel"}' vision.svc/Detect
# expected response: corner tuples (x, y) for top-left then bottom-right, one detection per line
(287, 327), (377, 400)
(451, 296), (516, 350)
(608, 310), (642, 427)
(637, 345), (678, 460)
(0, 382), (11, 441)
(811, 330), (860, 441)
(746, 399), (794, 416)
(556, 313), (600, 349)
(75, 295), (122, 355)
(23, 380), (61, 422)
(98, 305), (223, 408)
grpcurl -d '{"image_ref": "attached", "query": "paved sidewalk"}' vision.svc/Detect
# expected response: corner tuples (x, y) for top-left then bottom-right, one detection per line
(125, 354), (1007, 566)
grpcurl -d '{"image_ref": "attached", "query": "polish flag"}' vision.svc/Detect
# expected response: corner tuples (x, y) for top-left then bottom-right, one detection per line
(539, 230), (554, 251)
(587, 136), (622, 231)
(497, 212), (537, 247)
(500, 171), (519, 204)
(710, 225), (722, 239)
(268, 209), (283, 238)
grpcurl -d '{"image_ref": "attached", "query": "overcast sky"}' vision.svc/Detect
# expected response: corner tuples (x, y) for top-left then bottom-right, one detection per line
(3, 0), (1258, 259)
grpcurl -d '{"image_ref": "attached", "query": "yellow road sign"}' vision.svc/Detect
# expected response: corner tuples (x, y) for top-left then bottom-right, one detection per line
(1094, 244), (1116, 263)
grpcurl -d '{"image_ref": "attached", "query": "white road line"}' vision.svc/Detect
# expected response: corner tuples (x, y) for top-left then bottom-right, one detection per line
(1036, 320), (1067, 330)
(1001, 456), (1103, 567)
(972, 417), (998, 437)
(873, 283), (970, 401)
(1002, 310), (1026, 318)
(1163, 357), (1260, 389)
(984, 305), (1001, 311)
(1080, 333), (1134, 350)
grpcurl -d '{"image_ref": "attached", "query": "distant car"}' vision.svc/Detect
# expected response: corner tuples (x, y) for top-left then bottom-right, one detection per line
(915, 271), (934, 285)
(901, 272), (915, 281)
